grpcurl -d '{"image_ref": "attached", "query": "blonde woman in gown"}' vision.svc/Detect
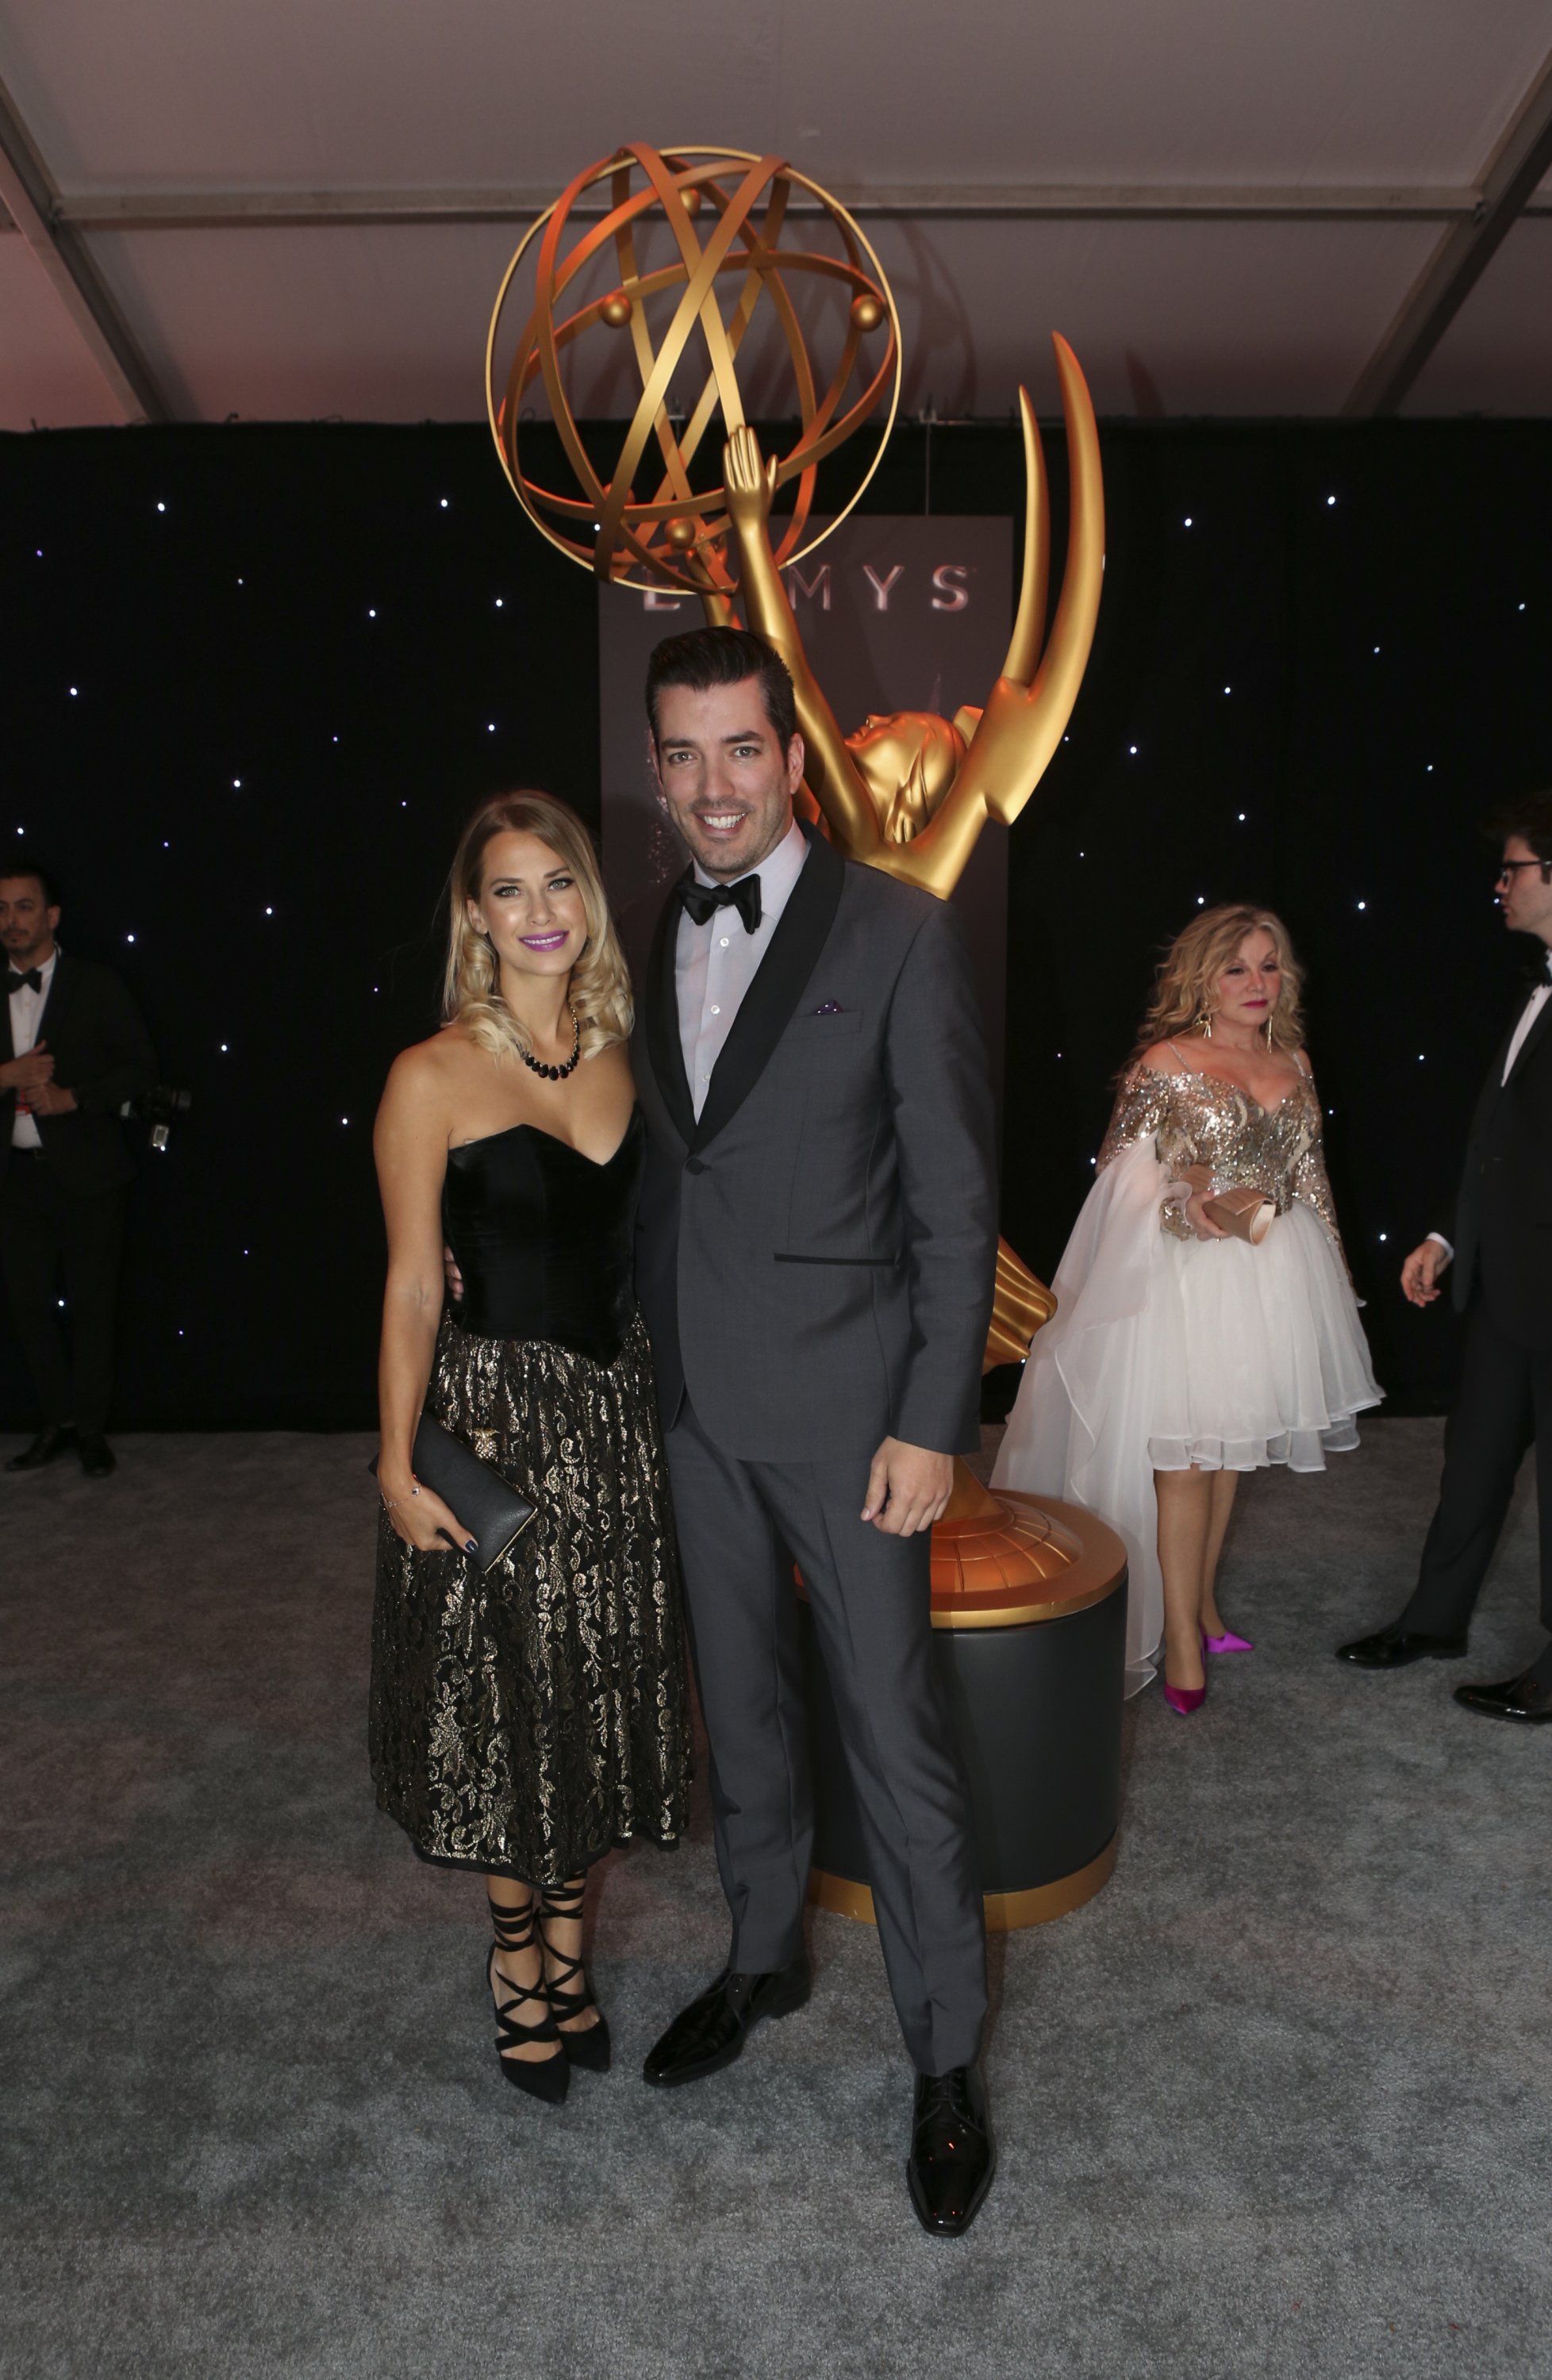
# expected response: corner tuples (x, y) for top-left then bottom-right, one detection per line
(371, 792), (691, 2106)
(993, 904), (1381, 1707)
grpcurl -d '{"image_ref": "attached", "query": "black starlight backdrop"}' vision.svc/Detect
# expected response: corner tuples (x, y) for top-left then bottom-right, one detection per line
(0, 416), (1548, 1428)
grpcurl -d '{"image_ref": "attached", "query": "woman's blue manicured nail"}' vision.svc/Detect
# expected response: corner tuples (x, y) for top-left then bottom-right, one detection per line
(465, 1538), (478, 1554)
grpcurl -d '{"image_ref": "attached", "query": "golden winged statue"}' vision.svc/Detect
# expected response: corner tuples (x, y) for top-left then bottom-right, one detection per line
(693, 334), (1106, 1372)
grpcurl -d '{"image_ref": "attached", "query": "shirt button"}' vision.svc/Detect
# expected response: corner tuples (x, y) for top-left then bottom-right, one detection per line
(710, 1005), (720, 1016)
(719, 936), (730, 947)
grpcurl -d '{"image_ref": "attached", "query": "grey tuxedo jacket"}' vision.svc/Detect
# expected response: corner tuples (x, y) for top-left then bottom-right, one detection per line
(631, 825), (998, 1463)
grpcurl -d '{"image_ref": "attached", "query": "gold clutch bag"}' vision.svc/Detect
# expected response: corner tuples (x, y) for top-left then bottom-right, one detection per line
(1181, 1165), (1276, 1246)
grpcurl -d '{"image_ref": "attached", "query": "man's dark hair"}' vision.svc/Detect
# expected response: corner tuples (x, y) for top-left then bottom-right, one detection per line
(1489, 790), (1552, 868)
(0, 858), (61, 907)
(645, 625), (798, 754)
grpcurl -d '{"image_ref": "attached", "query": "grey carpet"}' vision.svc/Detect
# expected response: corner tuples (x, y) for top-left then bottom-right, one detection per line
(1, 1420), (1547, 2380)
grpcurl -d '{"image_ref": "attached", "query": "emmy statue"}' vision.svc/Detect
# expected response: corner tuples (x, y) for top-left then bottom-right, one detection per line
(488, 149), (1128, 1930)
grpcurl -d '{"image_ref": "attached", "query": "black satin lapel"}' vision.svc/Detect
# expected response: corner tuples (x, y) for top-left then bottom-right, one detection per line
(692, 829), (845, 1154)
(34, 952), (74, 1037)
(643, 877), (695, 1150)
(1507, 984), (1552, 1082)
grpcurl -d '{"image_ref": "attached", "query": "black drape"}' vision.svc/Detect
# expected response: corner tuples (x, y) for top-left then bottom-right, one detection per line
(2, 416), (1546, 1426)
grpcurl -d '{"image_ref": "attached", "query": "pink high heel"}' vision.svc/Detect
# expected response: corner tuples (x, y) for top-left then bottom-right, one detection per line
(1162, 1679), (1205, 1716)
(1202, 1628), (1254, 1656)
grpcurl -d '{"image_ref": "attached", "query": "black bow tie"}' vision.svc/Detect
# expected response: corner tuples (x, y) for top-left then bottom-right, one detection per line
(677, 874), (763, 934)
(6, 968), (42, 996)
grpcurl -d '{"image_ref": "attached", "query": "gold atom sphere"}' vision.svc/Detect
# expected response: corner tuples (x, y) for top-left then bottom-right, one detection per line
(486, 142), (902, 593)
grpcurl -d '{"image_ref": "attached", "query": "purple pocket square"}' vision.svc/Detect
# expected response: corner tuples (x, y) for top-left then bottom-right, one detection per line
(812, 1000), (843, 1015)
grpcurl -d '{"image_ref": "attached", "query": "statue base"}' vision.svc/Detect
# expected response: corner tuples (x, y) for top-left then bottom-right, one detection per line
(799, 1486), (1128, 1933)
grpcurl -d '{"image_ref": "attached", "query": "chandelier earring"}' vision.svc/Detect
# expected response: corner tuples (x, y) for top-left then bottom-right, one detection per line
(1197, 1008), (1213, 1041)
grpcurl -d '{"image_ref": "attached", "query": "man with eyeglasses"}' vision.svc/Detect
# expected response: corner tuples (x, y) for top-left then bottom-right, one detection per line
(1337, 797), (1552, 1724)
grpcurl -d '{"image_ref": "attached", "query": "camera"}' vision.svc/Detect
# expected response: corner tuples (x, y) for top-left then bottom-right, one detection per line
(121, 1084), (193, 1151)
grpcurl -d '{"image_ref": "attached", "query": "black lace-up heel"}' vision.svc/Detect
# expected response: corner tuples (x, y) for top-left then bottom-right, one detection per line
(486, 1894), (569, 2105)
(537, 1879), (611, 2073)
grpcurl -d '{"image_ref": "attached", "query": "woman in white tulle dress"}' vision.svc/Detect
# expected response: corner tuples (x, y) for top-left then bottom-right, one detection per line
(993, 904), (1381, 1709)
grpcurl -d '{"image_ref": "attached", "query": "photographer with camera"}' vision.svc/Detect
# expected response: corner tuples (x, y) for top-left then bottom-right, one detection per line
(2, 864), (156, 1477)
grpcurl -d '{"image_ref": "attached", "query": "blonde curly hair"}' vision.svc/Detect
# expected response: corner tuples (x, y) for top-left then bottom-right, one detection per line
(442, 791), (632, 1062)
(1131, 901), (1306, 1062)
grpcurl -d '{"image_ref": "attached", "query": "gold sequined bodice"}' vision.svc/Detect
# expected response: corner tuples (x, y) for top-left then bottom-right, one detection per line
(1097, 1059), (1341, 1247)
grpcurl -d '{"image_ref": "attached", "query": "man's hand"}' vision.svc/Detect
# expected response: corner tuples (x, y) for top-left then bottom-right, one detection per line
(861, 1437), (954, 1536)
(1401, 1238), (1450, 1307)
(28, 1081), (76, 1117)
(0, 1042), (55, 1092)
(723, 423), (778, 532)
(443, 1244), (465, 1304)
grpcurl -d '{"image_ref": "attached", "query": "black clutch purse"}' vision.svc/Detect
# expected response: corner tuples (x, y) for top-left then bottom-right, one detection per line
(370, 1415), (537, 1574)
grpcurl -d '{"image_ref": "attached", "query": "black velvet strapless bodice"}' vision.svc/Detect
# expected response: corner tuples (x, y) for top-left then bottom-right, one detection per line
(442, 1107), (644, 1364)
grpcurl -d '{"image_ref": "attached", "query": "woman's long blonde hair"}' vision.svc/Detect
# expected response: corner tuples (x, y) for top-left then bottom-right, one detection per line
(1131, 902), (1306, 1061)
(442, 791), (632, 1061)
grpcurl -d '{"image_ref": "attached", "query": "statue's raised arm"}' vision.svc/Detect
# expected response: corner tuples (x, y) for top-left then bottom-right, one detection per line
(715, 425), (882, 860)
(701, 340), (1103, 904)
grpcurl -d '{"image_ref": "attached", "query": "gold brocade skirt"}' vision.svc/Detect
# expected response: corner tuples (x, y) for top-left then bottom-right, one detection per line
(368, 1310), (692, 1886)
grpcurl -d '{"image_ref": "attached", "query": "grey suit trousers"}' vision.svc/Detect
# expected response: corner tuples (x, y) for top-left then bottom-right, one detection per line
(665, 1397), (988, 2076)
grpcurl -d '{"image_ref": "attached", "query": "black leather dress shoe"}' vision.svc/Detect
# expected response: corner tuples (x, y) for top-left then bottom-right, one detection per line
(642, 1957), (810, 2087)
(1454, 1670), (1552, 1724)
(907, 2064), (995, 2239)
(1335, 1627), (1469, 1668)
(6, 1426), (77, 1473)
(78, 1434), (117, 1478)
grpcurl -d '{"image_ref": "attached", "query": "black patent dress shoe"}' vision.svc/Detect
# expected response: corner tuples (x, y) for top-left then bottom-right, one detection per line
(1454, 1670), (1552, 1725)
(907, 2063), (996, 2239)
(6, 1426), (77, 1473)
(1335, 1626), (1469, 1668)
(642, 1956), (810, 2087)
(79, 1434), (117, 1479)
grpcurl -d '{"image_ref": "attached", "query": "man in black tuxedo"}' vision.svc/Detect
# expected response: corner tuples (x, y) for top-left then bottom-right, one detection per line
(1, 866), (156, 1477)
(628, 627), (999, 2237)
(1337, 796), (1552, 1724)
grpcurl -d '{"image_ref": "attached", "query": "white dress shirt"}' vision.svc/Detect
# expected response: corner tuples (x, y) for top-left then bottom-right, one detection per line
(676, 818), (809, 1119)
(8, 944), (57, 1150)
(1428, 949), (1552, 1260)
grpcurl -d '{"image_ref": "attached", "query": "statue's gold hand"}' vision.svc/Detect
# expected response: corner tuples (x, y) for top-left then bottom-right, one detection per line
(723, 424), (778, 531)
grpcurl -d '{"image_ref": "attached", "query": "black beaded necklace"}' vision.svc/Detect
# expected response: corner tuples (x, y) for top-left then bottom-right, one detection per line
(520, 1008), (582, 1082)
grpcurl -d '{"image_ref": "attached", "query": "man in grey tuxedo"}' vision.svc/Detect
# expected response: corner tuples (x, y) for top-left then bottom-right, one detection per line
(632, 624), (999, 2237)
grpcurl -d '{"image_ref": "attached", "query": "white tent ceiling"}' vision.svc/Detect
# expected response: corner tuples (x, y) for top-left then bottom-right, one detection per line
(2, 0), (1550, 432)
